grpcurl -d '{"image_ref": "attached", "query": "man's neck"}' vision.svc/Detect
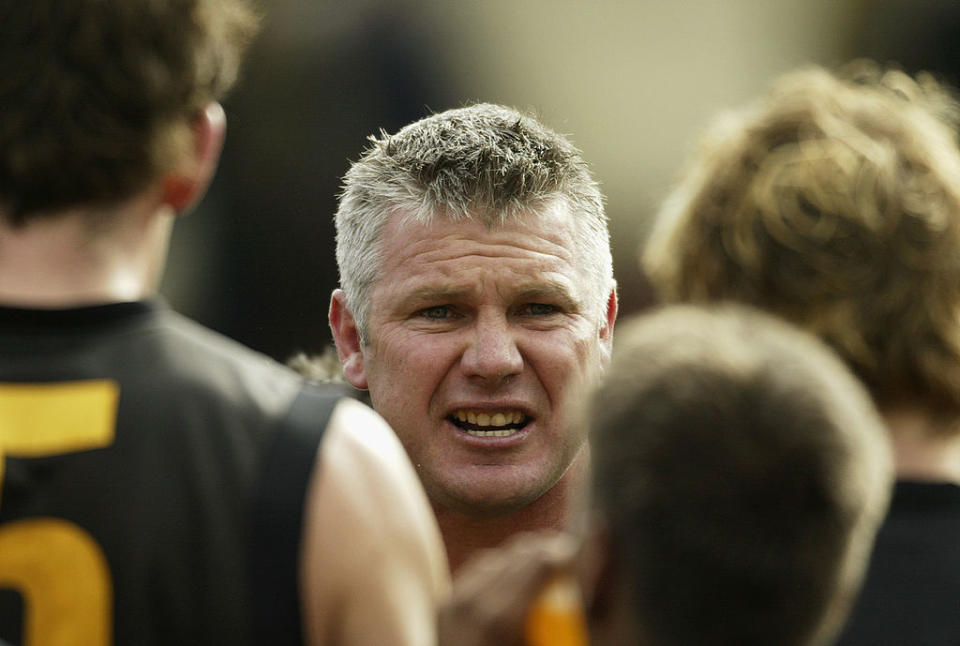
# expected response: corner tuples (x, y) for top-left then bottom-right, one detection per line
(0, 193), (174, 308)
(435, 448), (589, 574)
(883, 404), (960, 485)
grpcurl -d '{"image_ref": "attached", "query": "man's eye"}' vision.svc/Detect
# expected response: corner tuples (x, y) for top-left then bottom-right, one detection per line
(420, 306), (454, 320)
(521, 303), (558, 316)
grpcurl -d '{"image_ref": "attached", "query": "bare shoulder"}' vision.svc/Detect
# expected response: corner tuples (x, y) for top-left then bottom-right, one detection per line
(300, 397), (451, 646)
(326, 398), (415, 474)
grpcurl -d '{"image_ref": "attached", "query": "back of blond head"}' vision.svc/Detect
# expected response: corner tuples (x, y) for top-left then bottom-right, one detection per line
(644, 62), (960, 415)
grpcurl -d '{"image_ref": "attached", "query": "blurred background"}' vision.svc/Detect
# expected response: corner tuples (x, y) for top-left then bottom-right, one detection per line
(161, 0), (960, 362)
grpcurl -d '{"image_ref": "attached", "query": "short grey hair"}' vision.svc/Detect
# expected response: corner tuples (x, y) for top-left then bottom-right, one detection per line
(334, 103), (613, 343)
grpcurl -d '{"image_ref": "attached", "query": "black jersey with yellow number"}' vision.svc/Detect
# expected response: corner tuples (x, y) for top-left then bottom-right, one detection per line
(0, 300), (335, 646)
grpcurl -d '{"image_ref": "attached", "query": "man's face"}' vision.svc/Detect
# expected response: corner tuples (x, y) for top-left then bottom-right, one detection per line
(348, 203), (615, 517)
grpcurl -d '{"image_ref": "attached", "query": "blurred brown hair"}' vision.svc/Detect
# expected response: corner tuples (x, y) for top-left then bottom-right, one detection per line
(0, 0), (258, 224)
(643, 61), (960, 420)
(590, 304), (892, 646)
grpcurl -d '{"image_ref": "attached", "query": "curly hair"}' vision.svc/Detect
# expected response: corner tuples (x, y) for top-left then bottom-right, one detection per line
(0, 0), (258, 224)
(335, 103), (613, 343)
(643, 62), (960, 417)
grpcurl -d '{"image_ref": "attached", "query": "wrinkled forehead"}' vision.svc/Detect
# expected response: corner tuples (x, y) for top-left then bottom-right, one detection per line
(374, 202), (591, 288)
(380, 199), (581, 263)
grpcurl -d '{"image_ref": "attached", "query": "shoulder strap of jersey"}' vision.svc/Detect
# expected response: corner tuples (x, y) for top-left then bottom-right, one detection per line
(250, 383), (341, 646)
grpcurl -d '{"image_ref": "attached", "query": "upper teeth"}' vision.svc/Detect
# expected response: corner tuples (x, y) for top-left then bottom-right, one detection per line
(454, 410), (525, 427)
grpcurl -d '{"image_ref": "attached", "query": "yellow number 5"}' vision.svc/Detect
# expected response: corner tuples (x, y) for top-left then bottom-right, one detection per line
(0, 381), (119, 646)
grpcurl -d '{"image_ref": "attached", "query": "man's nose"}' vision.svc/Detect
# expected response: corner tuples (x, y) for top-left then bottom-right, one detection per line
(461, 314), (523, 385)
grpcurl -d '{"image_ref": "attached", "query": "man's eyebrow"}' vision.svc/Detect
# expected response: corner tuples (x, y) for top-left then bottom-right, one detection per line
(403, 285), (476, 304)
(513, 283), (579, 309)
(400, 282), (579, 309)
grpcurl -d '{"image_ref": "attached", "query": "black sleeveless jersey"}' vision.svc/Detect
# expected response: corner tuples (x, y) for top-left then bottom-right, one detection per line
(0, 300), (337, 646)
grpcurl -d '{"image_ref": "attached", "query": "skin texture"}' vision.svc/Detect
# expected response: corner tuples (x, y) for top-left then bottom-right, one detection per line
(331, 201), (616, 569)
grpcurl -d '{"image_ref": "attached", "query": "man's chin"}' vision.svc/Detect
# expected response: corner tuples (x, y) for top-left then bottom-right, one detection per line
(426, 477), (553, 520)
(439, 496), (534, 520)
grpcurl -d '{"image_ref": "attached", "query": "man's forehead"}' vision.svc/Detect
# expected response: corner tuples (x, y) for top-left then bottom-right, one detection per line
(384, 196), (574, 232)
(398, 277), (580, 302)
(370, 203), (593, 304)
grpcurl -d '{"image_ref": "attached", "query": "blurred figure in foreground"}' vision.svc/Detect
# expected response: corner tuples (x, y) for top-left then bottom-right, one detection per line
(440, 305), (892, 646)
(643, 61), (960, 645)
(0, 1), (447, 644)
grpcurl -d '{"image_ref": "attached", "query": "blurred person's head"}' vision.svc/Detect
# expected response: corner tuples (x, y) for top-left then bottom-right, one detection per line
(586, 304), (893, 646)
(329, 104), (617, 564)
(0, 0), (257, 225)
(643, 62), (960, 420)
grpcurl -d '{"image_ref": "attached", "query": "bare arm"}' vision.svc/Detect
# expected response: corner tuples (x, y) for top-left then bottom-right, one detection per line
(300, 398), (451, 645)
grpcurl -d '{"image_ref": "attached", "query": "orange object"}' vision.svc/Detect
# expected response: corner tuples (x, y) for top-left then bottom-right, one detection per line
(525, 574), (590, 646)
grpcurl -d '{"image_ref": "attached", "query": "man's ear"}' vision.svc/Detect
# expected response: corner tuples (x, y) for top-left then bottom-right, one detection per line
(599, 286), (618, 365)
(329, 289), (369, 390)
(162, 102), (226, 213)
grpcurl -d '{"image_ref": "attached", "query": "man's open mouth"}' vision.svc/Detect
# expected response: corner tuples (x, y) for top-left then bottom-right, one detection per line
(449, 409), (529, 438)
